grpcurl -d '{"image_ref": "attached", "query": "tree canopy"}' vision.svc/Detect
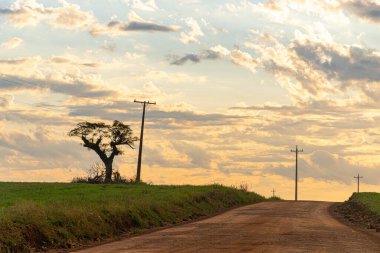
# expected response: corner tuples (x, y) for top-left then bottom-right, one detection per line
(68, 120), (138, 182)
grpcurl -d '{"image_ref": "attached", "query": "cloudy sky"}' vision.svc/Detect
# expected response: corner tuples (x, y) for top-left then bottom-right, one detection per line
(1, 0), (380, 201)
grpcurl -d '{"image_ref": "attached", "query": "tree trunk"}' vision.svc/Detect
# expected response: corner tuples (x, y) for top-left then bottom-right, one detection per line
(104, 160), (113, 183)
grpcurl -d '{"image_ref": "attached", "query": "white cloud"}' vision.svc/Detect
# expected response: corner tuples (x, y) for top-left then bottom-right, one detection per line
(132, 70), (207, 84)
(180, 18), (204, 44)
(50, 1), (96, 29)
(0, 96), (13, 107)
(125, 0), (158, 11)
(294, 22), (333, 43)
(90, 11), (178, 36)
(125, 51), (144, 60)
(172, 45), (258, 72)
(1, 37), (23, 49)
(0, 0), (95, 29)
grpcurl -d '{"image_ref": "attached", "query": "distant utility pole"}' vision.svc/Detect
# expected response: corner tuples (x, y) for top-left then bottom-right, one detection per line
(134, 99), (156, 182)
(272, 188), (276, 198)
(354, 173), (363, 193)
(291, 145), (303, 201)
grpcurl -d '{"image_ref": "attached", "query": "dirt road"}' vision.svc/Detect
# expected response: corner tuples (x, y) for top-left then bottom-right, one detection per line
(75, 201), (380, 252)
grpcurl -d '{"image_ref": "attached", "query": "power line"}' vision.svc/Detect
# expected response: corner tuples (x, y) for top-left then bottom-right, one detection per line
(291, 145), (303, 201)
(134, 99), (156, 182)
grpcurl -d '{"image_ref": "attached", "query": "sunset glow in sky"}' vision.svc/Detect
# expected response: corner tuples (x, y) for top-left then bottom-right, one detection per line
(1, 0), (380, 201)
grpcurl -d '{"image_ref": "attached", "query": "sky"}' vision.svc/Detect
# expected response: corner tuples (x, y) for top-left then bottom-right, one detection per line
(1, 0), (380, 201)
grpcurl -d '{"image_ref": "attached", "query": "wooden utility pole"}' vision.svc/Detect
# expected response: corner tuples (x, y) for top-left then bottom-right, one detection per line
(354, 173), (363, 193)
(272, 188), (276, 198)
(134, 99), (156, 182)
(291, 145), (303, 201)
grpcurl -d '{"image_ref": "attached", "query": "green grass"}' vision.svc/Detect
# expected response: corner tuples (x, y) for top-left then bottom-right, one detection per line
(349, 192), (380, 216)
(267, 196), (282, 201)
(0, 182), (265, 252)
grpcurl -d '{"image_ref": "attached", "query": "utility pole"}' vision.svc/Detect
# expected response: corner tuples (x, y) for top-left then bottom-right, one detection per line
(291, 145), (303, 201)
(134, 99), (156, 182)
(354, 173), (363, 193)
(272, 188), (276, 198)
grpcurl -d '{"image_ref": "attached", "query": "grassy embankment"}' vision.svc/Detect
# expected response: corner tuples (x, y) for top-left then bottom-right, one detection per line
(349, 192), (380, 217)
(338, 192), (380, 231)
(0, 182), (265, 252)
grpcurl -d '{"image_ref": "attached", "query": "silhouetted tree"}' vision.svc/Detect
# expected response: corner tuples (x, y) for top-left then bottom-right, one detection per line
(68, 120), (138, 183)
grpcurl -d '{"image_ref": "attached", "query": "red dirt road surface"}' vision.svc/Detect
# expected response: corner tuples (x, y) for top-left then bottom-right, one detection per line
(74, 201), (380, 252)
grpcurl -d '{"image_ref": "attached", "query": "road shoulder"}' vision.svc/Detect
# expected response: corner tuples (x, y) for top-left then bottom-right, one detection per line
(329, 202), (380, 243)
(70, 203), (262, 252)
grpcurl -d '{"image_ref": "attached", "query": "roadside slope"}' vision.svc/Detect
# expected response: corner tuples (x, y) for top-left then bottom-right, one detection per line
(75, 201), (380, 253)
(336, 192), (380, 232)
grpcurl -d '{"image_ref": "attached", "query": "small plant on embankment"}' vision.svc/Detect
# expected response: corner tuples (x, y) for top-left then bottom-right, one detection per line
(267, 196), (282, 201)
(336, 192), (380, 231)
(0, 182), (265, 252)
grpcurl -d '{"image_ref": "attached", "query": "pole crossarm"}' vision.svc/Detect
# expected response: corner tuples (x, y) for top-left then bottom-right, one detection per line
(272, 188), (276, 198)
(291, 146), (304, 153)
(134, 99), (156, 105)
(291, 145), (303, 201)
(134, 99), (156, 182)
